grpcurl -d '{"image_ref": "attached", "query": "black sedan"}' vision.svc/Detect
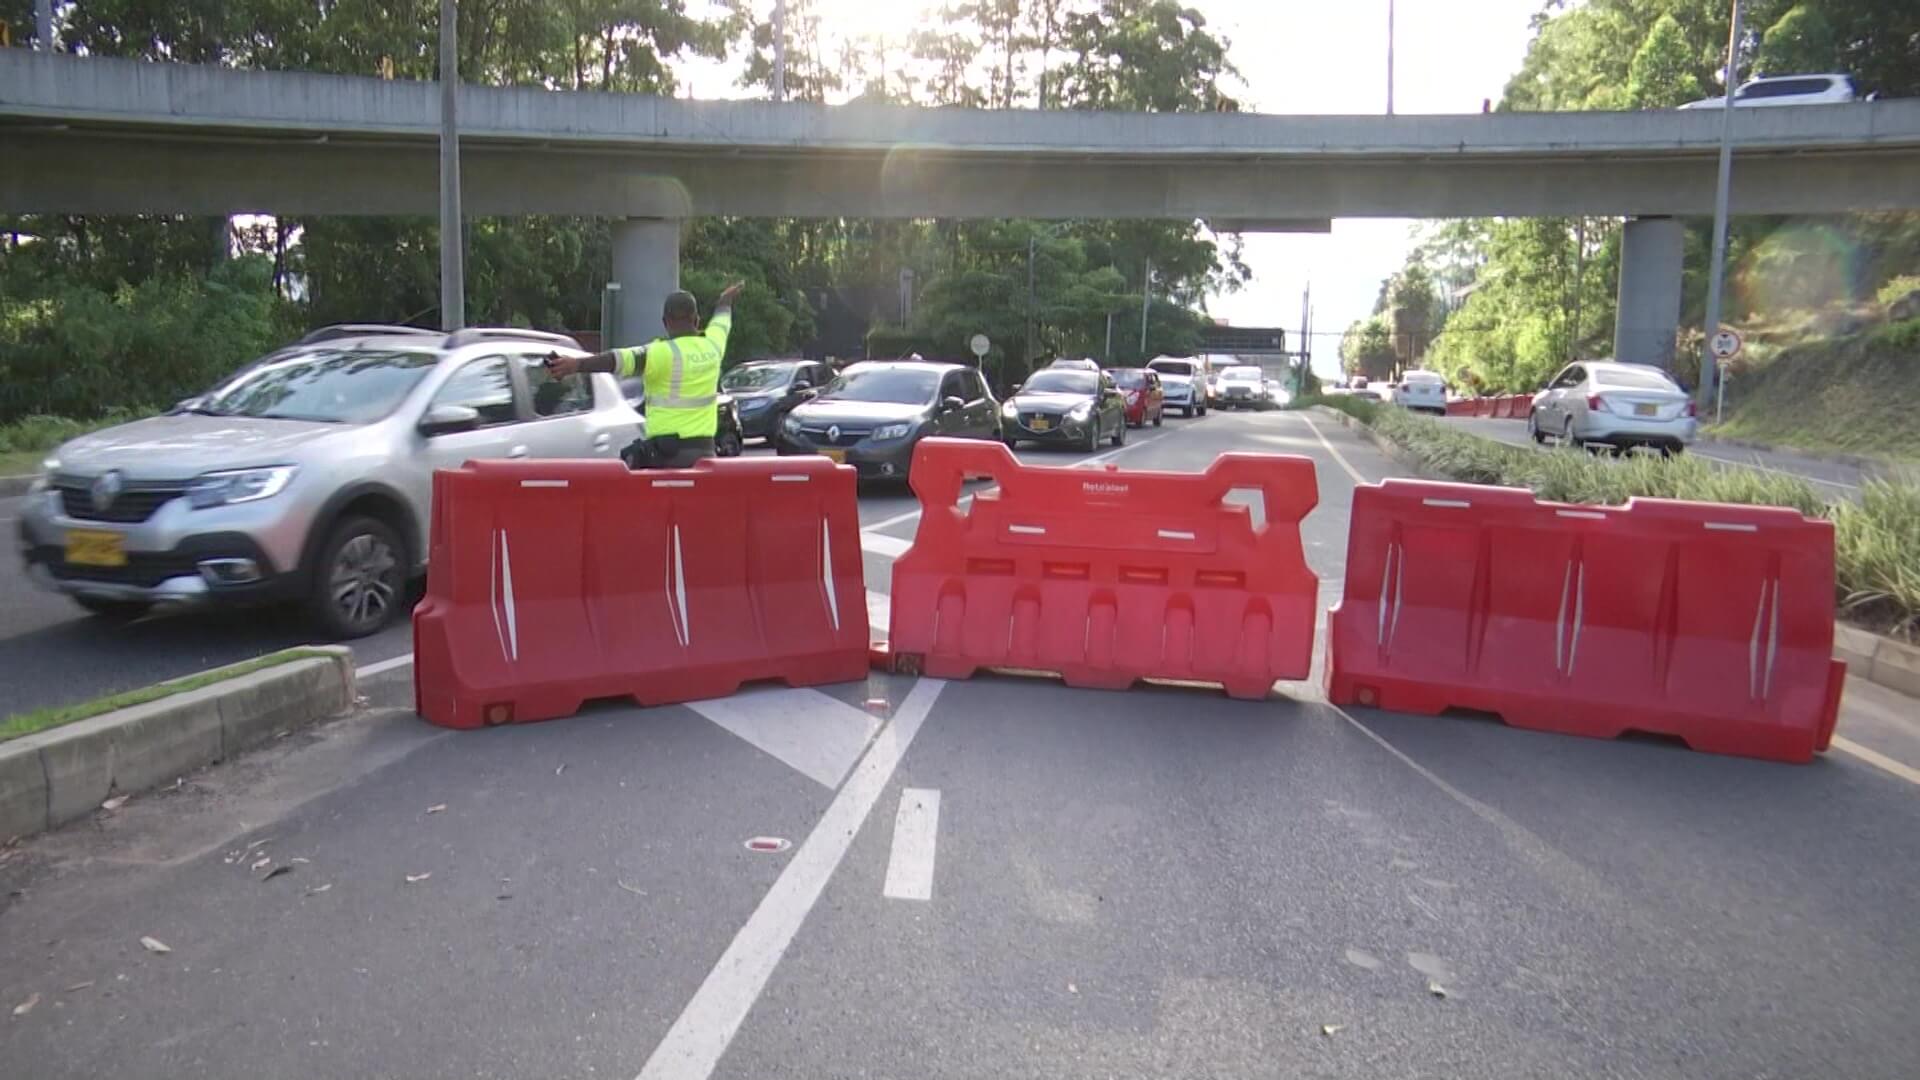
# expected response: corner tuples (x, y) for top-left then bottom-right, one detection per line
(1000, 368), (1128, 451)
(776, 361), (1002, 481)
(720, 359), (835, 440)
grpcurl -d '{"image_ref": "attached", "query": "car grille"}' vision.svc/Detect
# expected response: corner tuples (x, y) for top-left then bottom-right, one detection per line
(797, 425), (871, 447)
(53, 477), (189, 523)
(1018, 412), (1067, 428)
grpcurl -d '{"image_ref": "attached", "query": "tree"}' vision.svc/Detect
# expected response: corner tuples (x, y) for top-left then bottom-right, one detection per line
(1059, 0), (1240, 113)
(1384, 264), (1439, 369)
(1340, 318), (1396, 380)
(1627, 14), (1704, 109)
(1754, 4), (1837, 77)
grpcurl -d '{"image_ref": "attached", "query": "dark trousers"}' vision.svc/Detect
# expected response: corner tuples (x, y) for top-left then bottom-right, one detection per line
(623, 435), (716, 470)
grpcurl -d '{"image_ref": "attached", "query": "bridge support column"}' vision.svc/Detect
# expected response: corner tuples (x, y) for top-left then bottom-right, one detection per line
(609, 218), (681, 350)
(1611, 216), (1684, 370)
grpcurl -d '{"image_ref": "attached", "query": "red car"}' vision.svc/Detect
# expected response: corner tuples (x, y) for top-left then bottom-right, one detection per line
(1110, 368), (1165, 427)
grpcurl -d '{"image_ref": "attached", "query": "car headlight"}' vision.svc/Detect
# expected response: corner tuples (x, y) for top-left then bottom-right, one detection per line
(873, 422), (914, 441)
(782, 414), (803, 435)
(186, 466), (298, 509)
(1001, 402), (1019, 417)
(29, 456), (58, 494)
(1069, 403), (1093, 421)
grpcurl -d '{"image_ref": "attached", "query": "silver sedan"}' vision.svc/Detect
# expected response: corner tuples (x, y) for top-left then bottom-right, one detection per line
(1528, 360), (1698, 455)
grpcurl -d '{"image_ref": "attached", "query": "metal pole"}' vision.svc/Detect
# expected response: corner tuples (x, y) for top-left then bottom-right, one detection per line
(1385, 0), (1395, 116)
(1026, 234), (1037, 368)
(1699, 0), (1743, 409)
(438, 0), (465, 331)
(1138, 258), (1153, 356)
(35, 0), (53, 49)
(1298, 283), (1312, 393)
(772, 0), (787, 102)
(1105, 311), (1114, 361)
(1716, 362), (1727, 424)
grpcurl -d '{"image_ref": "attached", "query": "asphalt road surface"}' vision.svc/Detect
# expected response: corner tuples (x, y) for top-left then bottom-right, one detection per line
(1440, 414), (1883, 498)
(4, 410), (1918, 1080)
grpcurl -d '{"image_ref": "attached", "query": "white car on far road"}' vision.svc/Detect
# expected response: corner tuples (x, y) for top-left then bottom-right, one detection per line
(1392, 370), (1448, 415)
(1681, 73), (1858, 109)
(1529, 360), (1698, 455)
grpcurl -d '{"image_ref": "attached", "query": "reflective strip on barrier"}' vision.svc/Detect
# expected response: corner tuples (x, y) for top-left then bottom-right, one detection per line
(1324, 479), (1845, 764)
(413, 456), (870, 729)
(888, 438), (1319, 699)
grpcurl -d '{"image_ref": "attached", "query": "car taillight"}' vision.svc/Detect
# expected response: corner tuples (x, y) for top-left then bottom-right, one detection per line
(1586, 393), (1608, 413)
(1685, 400), (1698, 417)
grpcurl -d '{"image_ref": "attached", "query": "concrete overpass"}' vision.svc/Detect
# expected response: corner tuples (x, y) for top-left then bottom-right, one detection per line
(7, 52), (1920, 363)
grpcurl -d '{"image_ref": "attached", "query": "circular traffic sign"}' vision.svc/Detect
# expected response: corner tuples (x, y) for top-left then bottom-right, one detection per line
(1710, 327), (1743, 362)
(969, 333), (991, 358)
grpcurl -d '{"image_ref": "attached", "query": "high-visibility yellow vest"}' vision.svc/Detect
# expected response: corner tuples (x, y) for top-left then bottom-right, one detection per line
(614, 310), (731, 439)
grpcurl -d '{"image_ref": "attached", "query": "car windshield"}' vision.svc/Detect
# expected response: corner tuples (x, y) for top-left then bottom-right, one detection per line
(200, 349), (441, 423)
(1022, 371), (1097, 394)
(1110, 370), (1147, 388)
(1222, 367), (1262, 381)
(1595, 366), (1678, 391)
(820, 367), (940, 404)
(722, 364), (795, 391)
(1148, 360), (1194, 377)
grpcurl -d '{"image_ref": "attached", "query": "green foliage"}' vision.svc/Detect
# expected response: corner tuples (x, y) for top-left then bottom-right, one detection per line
(1717, 331), (1920, 460)
(1877, 275), (1920, 308)
(0, 256), (296, 423)
(1627, 14), (1704, 108)
(1289, 394), (1379, 424)
(1755, 4), (1839, 78)
(0, 409), (146, 455)
(1339, 318), (1396, 380)
(1833, 480), (1920, 637)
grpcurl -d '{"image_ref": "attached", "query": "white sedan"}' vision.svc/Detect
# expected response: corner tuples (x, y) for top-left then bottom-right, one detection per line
(1529, 361), (1698, 455)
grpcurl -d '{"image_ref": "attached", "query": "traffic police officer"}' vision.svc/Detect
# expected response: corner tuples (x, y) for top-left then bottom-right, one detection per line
(546, 281), (743, 468)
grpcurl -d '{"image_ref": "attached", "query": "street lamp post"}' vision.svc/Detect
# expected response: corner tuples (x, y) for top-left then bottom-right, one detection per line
(772, 0), (787, 102)
(438, 0), (465, 331)
(1698, 0), (1744, 408)
(1386, 0), (1395, 116)
(1139, 258), (1154, 356)
(35, 0), (53, 49)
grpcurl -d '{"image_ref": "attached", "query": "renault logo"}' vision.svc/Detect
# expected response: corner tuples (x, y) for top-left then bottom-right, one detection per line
(827, 425), (841, 443)
(90, 470), (124, 513)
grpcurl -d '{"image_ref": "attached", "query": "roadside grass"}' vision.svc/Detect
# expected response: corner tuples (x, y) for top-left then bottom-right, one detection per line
(0, 409), (148, 476)
(1712, 325), (1920, 462)
(1347, 405), (1920, 639)
(0, 648), (334, 742)
(1288, 393), (1381, 424)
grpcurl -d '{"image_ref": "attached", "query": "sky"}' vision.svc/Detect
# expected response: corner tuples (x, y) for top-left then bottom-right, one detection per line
(676, 1), (1545, 375)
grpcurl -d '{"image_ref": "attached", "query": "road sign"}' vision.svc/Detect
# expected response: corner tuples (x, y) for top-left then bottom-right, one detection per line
(1710, 327), (1743, 363)
(969, 334), (991, 358)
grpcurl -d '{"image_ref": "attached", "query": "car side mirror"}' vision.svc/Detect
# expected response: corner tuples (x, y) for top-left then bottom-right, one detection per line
(940, 395), (965, 413)
(169, 396), (204, 415)
(419, 403), (481, 436)
(796, 386), (819, 399)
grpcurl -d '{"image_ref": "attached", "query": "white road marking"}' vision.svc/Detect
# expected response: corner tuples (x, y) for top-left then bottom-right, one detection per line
(687, 687), (880, 789)
(867, 589), (891, 640)
(1693, 448), (1862, 492)
(358, 653), (415, 677)
(882, 787), (942, 901)
(635, 678), (948, 1080)
(862, 505), (927, 533)
(860, 531), (912, 558)
(1831, 735), (1920, 788)
(1296, 412), (1371, 487)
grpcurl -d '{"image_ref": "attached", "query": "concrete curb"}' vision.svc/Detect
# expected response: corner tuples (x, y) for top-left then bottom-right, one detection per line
(1313, 407), (1919, 702)
(1698, 433), (1883, 472)
(0, 474), (37, 497)
(0, 647), (356, 842)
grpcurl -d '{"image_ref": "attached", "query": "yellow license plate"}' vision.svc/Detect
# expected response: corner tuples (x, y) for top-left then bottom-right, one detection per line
(821, 449), (847, 464)
(1635, 403), (1658, 417)
(65, 529), (127, 568)
(1031, 417), (1051, 431)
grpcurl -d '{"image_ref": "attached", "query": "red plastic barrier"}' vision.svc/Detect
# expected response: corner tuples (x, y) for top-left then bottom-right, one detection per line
(414, 456), (871, 729)
(1325, 479), (1846, 763)
(1507, 394), (1533, 420)
(1474, 397), (1494, 418)
(1490, 396), (1514, 419)
(1445, 400), (1474, 417)
(888, 439), (1319, 699)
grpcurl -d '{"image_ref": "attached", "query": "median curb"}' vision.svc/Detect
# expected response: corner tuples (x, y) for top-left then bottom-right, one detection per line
(1312, 406), (1919, 702)
(0, 647), (357, 842)
(1698, 433), (1883, 472)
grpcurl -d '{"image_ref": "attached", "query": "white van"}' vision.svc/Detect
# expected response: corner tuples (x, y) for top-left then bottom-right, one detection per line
(1146, 357), (1211, 418)
(1681, 73), (1858, 109)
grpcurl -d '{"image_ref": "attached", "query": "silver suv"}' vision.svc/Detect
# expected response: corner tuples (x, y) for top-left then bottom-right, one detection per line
(17, 325), (642, 638)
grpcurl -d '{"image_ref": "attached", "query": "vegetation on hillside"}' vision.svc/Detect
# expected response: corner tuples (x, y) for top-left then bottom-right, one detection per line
(1339, 0), (1920, 401)
(1714, 319), (1920, 461)
(0, 0), (1247, 421)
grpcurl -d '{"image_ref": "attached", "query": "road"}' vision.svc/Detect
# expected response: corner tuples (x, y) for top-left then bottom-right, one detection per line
(1440, 414), (1880, 498)
(4, 409), (1918, 1080)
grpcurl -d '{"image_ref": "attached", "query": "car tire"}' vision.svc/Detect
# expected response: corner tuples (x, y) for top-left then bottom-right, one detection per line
(1663, 443), (1685, 458)
(309, 515), (408, 640)
(1111, 415), (1126, 447)
(1153, 410), (1163, 427)
(1082, 420), (1100, 453)
(1197, 402), (1209, 416)
(715, 428), (744, 458)
(1528, 413), (1547, 445)
(72, 595), (152, 620)
(1182, 407), (1194, 419)
(1562, 418), (1580, 449)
